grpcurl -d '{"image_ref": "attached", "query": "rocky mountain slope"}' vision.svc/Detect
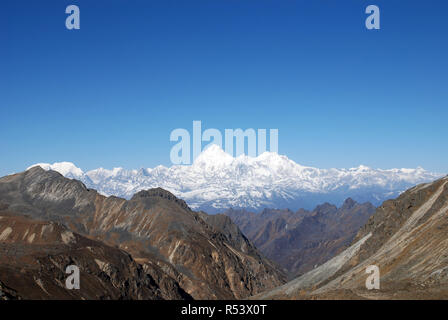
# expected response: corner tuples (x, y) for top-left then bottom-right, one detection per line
(224, 199), (376, 278)
(0, 167), (285, 299)
(255, 175), (448, 299)
(0, 213), (190, 300)
(29, 145), (441, 212)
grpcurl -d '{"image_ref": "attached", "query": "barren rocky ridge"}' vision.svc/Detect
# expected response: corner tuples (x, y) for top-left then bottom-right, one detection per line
(0, 167), (285, 299)
(256, 175), (448, 299)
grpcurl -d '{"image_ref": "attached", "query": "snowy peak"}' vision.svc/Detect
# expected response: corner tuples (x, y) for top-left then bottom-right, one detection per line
(193, 144), (234, 166)
(86, 167), (125, 183)
(193, 144), (297, 172)
(27, 162), (84, 178)
(27, 154), (443, 212)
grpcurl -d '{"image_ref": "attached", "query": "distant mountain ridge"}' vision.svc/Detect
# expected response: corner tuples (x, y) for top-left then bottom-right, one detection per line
(28, 145), (442, 212)
(224, 199), (376, 278)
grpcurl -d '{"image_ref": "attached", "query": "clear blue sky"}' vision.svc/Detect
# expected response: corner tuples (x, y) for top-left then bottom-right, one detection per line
(1, 0), (447, 176)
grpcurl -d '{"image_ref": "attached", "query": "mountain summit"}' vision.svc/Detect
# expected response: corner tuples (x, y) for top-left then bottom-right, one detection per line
(28, 146), (442, 212)
(193, 144), (234, 166)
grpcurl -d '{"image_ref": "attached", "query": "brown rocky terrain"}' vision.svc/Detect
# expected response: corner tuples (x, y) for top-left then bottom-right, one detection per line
(255, 176), (448, 299)
(224, 199), (375, 278)
(0, 167), (285, 299)
(0, 213), (190, 300)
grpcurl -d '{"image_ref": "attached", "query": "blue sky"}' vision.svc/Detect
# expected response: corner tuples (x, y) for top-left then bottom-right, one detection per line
(1, 0), (447, 176)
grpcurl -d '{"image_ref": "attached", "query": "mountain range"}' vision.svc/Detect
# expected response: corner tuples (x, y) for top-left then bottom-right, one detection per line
(28, 145), (442, 212)
(256, 175), (448, 299)
(0, 167), (285, 299)
(1, 166), (448, 300)
(224, 199), (376, 278)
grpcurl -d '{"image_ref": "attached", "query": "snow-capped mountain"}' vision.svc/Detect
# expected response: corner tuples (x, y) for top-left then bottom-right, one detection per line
(28, 145), (443, 212)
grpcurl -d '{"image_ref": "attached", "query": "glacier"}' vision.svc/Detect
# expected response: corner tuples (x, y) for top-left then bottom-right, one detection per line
(28, 145), (443, 212)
